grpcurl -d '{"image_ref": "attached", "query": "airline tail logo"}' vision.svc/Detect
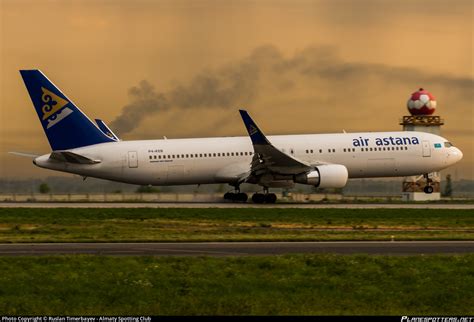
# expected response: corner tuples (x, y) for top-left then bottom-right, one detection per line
(248, 124), (258, 136)
(41, 87), (73, 129)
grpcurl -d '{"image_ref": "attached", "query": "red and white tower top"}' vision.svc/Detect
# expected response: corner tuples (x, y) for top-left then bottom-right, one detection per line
(407, 88), (437, 115)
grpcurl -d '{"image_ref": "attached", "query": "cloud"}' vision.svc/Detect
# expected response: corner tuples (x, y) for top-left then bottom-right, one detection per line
(110, 44), (473, 135)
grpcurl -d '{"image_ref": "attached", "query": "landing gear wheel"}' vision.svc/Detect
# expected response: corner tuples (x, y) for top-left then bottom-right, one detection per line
(252, 193), (265, 204)
(423, 186), (434, 194)
(265, 193), (277, 204)
(236, 193), (248, 202)
(224, 191), (248, 202)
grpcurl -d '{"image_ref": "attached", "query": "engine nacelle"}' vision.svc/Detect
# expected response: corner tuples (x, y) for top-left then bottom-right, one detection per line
(294, 164), (348, 188)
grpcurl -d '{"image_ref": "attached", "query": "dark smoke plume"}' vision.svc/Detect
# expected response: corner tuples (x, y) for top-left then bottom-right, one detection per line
(110, 45), (473, 135)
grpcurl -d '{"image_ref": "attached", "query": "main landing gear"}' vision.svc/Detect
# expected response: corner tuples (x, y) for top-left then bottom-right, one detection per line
(423, 173), (434, 194)
(224, 186), (248, 202)
(251, 187), (277, 204)
(223, 187), (277, 203)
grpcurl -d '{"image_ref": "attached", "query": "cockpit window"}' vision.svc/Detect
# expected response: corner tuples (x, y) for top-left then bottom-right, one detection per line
(444, 142), (453, 148)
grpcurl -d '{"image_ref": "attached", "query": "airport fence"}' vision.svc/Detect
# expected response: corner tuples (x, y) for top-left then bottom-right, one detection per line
(0, 193), (469, 203)
(0, 192), (395, 203)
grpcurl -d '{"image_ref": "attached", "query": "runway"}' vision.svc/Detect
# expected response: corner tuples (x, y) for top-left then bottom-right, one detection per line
(0, 241), (473, 256)
(1, 202), (473, 209)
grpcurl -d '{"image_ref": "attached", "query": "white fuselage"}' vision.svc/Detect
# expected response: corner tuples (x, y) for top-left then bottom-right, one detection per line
(33, 131), (462, 187)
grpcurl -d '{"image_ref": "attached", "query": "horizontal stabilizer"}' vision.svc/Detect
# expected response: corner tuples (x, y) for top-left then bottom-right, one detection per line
(49, 151), (101, 164)
(95, 119), (120, 141)
(8, 151), (41, 158)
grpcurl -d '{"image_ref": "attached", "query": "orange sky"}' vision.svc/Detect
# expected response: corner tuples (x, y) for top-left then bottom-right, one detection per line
(1, 0), (472, 179)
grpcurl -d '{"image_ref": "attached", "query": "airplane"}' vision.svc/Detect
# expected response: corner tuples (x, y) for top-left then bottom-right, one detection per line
(12, 70), (463, 203)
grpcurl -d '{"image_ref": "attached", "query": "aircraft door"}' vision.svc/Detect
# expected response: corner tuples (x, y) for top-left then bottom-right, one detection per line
(128, 151), (138, 168)
(422, 141), (431, 157)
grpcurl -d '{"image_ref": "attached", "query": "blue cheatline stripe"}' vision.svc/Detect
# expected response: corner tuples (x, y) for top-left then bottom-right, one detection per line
(20, 70), (114, 151)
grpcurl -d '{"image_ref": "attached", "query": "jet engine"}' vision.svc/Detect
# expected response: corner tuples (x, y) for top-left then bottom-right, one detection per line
(294, 164), (348, 188)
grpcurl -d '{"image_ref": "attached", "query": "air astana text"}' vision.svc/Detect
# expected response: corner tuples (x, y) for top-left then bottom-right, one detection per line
(352, 136), (420, 147)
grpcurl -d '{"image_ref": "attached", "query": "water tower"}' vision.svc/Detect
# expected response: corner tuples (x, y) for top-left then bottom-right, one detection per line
(400, 88), (443, 201)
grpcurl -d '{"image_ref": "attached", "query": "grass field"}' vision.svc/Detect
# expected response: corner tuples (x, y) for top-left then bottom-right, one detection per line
(0, 208), (472, 242)
(0, 254), (473, 315)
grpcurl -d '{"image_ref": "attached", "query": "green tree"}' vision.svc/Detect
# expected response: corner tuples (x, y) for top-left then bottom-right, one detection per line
(443, 174), (453, 197)
(38, 183), (51, 194)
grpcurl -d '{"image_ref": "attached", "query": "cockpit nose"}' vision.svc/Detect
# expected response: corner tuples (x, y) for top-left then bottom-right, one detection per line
(456, 148), (463, 161)
(450, 147), (463, 164)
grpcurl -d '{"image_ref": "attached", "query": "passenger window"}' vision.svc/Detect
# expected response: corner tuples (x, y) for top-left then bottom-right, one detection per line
(319, 149), (322, 153)
(328, 149), (331, 153)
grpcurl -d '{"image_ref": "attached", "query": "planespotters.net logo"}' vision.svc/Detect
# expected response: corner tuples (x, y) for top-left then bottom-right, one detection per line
(402, 317), (474, 322)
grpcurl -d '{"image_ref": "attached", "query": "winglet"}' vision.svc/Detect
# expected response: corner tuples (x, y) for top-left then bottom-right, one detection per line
(239, 110), (270, 145)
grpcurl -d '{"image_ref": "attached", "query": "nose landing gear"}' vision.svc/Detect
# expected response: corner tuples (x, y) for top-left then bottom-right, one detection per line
(423, 186), (434, 194)
(423, 174), (434, 194)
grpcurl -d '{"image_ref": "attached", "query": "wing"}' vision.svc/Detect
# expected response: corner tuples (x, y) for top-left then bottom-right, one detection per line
(239, 110), (312, 179)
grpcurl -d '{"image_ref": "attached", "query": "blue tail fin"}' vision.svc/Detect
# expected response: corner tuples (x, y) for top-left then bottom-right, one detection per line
(20, 70), (115, 151)
(95, 119), (120, 141)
